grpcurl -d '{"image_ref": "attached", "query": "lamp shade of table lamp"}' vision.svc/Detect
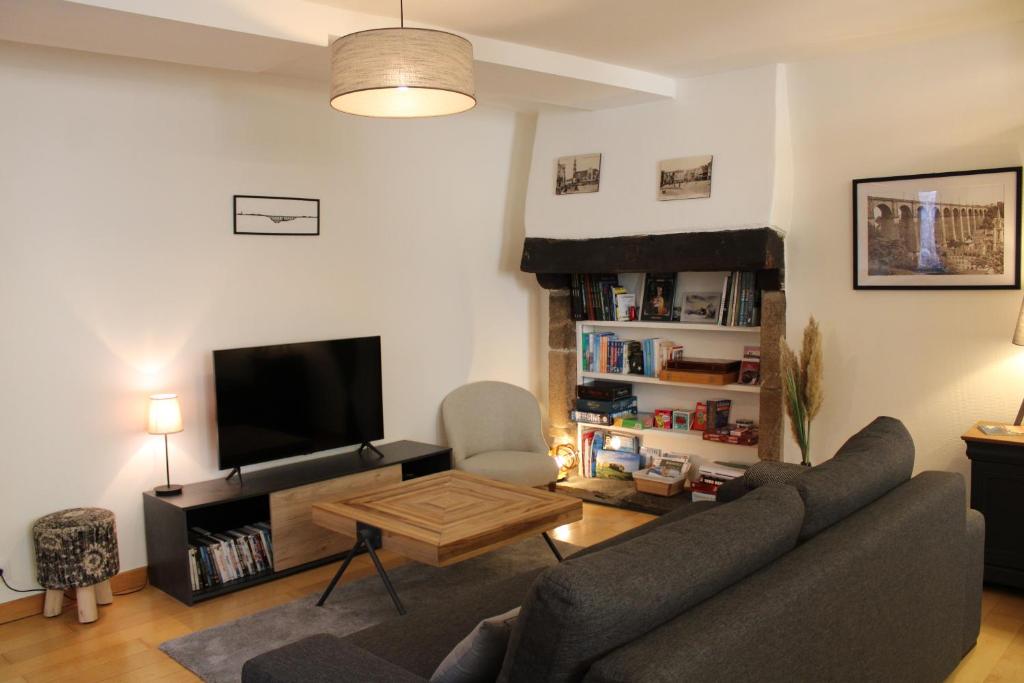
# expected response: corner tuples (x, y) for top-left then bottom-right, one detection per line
(148, 394), (183, 496)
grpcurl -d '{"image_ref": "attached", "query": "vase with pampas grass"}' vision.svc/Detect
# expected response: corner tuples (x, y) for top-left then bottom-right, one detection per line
(781, 317), (824, 466)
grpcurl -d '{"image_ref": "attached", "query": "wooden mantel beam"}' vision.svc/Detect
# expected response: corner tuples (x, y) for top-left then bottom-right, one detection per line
(520, 228), (785, 289)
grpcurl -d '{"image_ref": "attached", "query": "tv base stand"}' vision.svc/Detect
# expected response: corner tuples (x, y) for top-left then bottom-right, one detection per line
(224, 467), (244, 485)
(357, 441), (385, 459)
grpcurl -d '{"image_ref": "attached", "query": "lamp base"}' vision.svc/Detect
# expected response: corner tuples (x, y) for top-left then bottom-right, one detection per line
(154, 484), (183, 497)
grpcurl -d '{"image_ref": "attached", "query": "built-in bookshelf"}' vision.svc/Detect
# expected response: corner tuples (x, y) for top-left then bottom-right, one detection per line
(573, 270), (768, 463)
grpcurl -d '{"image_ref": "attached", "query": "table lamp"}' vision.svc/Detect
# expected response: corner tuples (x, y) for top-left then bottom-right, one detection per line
(148, 393), (184, 496)
(1014, 301), (1024, 425)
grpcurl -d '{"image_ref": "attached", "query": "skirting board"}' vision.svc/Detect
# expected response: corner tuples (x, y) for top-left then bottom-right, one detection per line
(0, 566), (147, 625)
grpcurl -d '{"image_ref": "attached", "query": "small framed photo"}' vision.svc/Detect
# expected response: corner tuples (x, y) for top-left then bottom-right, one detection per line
(640, 273), (676, 321)
(556, 154), (601, 195)
(234, 195), (320, 236)
(658, 155), (713, 200)
(681, 292), (721, 323)
(853, 167), (1021, 289)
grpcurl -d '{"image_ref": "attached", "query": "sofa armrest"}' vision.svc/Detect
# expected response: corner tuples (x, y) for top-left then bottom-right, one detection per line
(242, 634), (427, 683)
(964, 508), (985, 654)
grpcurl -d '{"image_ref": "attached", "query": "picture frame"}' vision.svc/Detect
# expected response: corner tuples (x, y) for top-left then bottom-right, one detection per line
(852, 167), (1021, 290)
(555, 154), (601, 195)
(234, 195), (320, 236)
(640, 273), (676, 321)
(681, 291), (721, 324)
(658, 155), (713, 201)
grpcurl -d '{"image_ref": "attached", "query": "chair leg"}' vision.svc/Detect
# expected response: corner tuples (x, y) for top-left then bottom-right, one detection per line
(43, 589), (63, 617)
(95, 580), (113, 605)
(547, 482), (557, 492)
(76, 585), (98, 623)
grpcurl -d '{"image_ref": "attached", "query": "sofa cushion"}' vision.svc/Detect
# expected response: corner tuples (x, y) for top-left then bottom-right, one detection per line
(795, 416), (914, 540)
(431, 607), (521, 683)
(498, 485), (804, 683)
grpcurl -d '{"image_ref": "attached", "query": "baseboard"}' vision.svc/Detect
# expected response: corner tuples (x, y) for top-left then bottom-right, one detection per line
(0, 566), (147, 625)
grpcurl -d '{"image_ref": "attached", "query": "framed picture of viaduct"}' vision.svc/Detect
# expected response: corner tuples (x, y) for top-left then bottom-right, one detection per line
(853, 167), (1022, 290)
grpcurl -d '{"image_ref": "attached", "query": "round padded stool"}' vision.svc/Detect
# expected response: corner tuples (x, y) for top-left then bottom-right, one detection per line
(32, 508), (119, 623)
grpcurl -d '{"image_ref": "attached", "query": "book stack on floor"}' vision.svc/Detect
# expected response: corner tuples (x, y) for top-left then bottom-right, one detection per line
(718, 271), (761, 327)
(691, 463), (746, 501)
(188, 523), (273, 592)
(570, 380), (637, 426)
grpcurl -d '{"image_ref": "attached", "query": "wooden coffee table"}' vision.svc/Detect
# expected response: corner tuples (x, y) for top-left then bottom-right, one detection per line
(311, 470), (582, 614)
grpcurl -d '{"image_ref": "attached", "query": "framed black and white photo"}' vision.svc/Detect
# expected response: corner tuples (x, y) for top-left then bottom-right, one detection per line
(853, 167), (1021, 289)
(681, 292), (721, 324)
(234, 195), (320, 236)
(555, 154), (601, 195)
(658, 155), (713, 200)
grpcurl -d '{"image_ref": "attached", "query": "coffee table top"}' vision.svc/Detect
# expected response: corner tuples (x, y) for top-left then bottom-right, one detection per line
(312, 470), (582, 567)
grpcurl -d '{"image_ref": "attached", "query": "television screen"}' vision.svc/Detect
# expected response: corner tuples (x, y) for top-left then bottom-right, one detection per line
(213, 336), (384, 471)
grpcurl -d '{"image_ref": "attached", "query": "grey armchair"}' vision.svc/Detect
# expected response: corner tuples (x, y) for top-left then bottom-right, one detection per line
(441, 381), (559, 487)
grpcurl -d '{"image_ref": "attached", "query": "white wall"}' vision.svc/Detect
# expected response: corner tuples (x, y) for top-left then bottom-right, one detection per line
(783, 22), (1024, 475)
(524, 65), (780, 239)
(0, 41), (540, 604)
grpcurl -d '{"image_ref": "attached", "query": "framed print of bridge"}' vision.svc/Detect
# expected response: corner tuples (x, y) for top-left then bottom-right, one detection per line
(234, 195), (320, 236)
(853, 167), (1022, 290)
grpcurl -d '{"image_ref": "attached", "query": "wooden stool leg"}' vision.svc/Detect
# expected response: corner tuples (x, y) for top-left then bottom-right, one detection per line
(43, 589), (63, 618)
(76, 585), (98, 623)
(95, 580), (113, 606)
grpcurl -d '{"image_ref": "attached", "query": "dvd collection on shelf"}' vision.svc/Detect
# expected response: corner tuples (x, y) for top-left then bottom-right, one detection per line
(188, 523), (273, 592)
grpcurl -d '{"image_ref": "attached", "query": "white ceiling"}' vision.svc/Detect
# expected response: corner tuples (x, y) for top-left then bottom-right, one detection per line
(310, 0), (1024, 76)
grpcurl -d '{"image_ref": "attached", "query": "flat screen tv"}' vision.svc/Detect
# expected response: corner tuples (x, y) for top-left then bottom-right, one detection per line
(213, 336), (384, 472)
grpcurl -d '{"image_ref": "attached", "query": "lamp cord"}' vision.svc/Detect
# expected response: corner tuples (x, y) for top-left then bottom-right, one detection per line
(400, 0), (404, 27)
(0, 572), (45, 593)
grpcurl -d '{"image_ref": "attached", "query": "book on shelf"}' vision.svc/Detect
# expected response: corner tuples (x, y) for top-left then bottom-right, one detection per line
(716, 271), (762, 327)
(570, 274), (622, 321)
(188, 523), (273, 592)
(739, 346), (761, 385)
(581, 332), (679, 376)
(595, 450), (642, 480)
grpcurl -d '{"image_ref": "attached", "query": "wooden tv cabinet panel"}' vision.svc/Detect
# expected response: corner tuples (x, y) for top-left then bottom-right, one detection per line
(271, 465), (402, 571)
(143, 440), (450, 605)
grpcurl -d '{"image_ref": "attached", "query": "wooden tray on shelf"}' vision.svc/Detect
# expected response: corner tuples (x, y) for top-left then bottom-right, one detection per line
(658, 369), (739, 385)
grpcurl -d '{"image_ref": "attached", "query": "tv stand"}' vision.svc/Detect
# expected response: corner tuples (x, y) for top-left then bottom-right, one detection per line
(143, 440), (452, 605)
(224, 467), (244, 485)
(357, 441), (385, 459)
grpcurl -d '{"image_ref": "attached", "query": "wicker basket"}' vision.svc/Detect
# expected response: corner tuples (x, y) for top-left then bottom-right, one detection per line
(633, 469), (686, 497)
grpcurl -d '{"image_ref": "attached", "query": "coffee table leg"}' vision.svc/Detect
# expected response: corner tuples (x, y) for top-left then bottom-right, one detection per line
(542, 532), (564, 562)
(316, 534), (365, 607)
(361, 531), (406, 616)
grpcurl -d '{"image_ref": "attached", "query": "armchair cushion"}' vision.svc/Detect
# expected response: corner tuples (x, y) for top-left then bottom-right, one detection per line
(458, 451), (559, 487)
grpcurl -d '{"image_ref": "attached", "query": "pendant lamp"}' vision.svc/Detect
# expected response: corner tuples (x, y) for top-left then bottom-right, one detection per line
(329, 0), (476, 118)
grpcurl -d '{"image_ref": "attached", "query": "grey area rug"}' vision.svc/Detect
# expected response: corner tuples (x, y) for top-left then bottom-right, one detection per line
(160, 536), (575, 682)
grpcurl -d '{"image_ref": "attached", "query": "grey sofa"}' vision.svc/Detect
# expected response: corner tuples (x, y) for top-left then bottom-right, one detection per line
(243, 417), (984, 683)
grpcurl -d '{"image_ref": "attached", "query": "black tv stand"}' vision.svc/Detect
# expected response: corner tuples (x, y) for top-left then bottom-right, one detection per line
(143, 440), (452, 605)
(357, 441), (385, 459)
(224, 467), (244, 485)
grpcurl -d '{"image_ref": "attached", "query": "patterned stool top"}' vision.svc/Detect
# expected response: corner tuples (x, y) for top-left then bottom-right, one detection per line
(34, 507), (115, 533)
(33, 508), (119, 589)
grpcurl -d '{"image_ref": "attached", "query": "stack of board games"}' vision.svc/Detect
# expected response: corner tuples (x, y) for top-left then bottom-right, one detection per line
(570, 380), (637, 426)
(703, 420), (759, 445)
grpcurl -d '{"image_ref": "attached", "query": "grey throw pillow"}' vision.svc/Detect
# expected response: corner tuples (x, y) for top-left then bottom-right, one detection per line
(431, 606), (521, 683)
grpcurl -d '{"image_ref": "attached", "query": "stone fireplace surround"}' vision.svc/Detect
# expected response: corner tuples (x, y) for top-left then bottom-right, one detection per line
(520, 227), (786, 462)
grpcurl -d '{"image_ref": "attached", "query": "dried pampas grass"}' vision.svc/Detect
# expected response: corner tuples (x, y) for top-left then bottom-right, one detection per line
(782, 316), (824, 465)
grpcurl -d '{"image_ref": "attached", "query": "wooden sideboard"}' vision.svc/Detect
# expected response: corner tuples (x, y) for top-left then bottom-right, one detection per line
(962, 423), (1024, 589)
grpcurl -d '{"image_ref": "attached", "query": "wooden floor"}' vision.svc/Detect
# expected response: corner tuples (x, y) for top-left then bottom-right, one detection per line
(0, 502), (1020, 682)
